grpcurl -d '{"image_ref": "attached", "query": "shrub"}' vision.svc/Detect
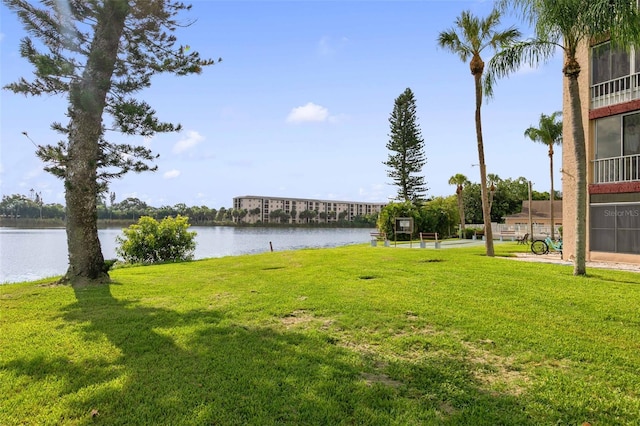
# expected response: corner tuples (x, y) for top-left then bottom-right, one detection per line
(116, 215), (197, 264)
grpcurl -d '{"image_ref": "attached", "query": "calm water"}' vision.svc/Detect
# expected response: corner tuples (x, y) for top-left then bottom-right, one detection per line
(0, 227), (373, 284)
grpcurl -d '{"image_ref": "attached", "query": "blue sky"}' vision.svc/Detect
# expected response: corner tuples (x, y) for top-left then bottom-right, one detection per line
(0, 0), (564, 209)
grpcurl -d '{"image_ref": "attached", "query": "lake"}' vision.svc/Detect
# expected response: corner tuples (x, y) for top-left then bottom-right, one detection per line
(0, 227), (373, 284)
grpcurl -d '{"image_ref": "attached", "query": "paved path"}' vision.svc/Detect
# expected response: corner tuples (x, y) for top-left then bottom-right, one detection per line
(378, 239), (640, 273)
(510, 252), (640, 273)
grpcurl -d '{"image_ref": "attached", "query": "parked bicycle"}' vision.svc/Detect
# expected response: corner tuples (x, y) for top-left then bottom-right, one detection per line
(531, 235), (562, 255)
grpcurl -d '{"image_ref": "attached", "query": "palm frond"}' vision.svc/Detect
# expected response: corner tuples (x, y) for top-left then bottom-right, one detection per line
(484, 38), (558, 98)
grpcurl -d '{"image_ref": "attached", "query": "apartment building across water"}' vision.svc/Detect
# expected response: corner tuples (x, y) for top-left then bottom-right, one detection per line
(233, 196), (387, 224)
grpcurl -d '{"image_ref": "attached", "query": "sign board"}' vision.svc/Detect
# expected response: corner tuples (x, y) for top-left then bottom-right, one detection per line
(394, 217), (413, 234)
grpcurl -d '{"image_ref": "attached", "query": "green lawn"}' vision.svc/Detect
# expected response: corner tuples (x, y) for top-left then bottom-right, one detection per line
(2, 244), (639, 425)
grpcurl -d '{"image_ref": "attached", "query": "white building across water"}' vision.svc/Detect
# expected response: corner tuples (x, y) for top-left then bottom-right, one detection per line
(233, 195), (387, 224)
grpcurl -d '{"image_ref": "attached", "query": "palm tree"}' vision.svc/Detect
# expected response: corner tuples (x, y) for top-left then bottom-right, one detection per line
(524, 111), (563, 240)
(448, 173), (470, 238)
(486, 173), (501, 214)
(438, 9), (521, 257)
(487, 0), (640, 275)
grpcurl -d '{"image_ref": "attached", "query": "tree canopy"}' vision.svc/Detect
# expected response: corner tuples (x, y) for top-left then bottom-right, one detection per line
(2, 0), (219, 285)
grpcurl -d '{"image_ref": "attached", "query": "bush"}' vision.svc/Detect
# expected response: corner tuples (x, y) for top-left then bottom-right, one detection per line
(116, 215), (197, 264)
(463, 228), (476, 239)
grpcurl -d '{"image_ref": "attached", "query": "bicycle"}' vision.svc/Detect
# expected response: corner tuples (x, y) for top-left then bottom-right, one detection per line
(531, 235), (563, 255)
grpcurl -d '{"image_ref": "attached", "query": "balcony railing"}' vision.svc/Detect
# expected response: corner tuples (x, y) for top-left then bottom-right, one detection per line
(593, 154), (640, 183)
(591, 73), (640, 109)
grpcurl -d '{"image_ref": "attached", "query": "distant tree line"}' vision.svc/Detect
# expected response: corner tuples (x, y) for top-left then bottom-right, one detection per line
(0, 193), (378, 227)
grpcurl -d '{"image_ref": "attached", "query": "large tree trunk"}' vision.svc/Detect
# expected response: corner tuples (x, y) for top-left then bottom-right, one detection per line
(565, 59), (587, 276)
(472, 58), (494, 257)
(63, 1), (129, 286)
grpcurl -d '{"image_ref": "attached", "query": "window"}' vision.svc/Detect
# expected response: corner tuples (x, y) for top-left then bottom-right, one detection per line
(592, 42), (631, 85)
(596, 112), (640, 159)
(623, 113), (640, 156)
(590, 203), (640, 254)
(596, 115), (622, 159)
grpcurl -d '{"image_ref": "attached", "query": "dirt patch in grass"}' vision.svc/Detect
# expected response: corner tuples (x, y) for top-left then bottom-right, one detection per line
(360, 372), (403, 388)
(280, 310), (333, 330)
(281, 310), (314, 326)
(462, 340), (529, 396)
(37, 280), (66, 288)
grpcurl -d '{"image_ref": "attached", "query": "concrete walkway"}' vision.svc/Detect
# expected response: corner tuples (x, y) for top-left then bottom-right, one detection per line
(374, 239), (640, 272)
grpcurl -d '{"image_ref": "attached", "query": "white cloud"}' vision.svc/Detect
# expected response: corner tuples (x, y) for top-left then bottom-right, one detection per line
(24, 167), (42, 180)
(358, 184), (388, 202)
(286, 102), (330, 123)
(164, 169), (181, 179)
(317, 36), (333, 56)
(173, 130), (204, 154)
(317, 35), (348, 57)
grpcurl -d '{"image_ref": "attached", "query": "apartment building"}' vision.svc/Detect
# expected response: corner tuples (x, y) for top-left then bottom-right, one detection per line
(562, 37), (640, 264)
(232, 195), (387, 224)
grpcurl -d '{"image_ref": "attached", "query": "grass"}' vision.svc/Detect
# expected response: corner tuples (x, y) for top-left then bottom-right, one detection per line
(1, 243), (640, 425)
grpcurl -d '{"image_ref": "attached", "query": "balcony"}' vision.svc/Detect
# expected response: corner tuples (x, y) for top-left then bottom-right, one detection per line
(591, 73), (640, 109)
(593, 154), (640, 183)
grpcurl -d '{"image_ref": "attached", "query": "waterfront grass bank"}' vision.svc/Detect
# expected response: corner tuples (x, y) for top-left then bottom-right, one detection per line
(2, 244), (639, 424)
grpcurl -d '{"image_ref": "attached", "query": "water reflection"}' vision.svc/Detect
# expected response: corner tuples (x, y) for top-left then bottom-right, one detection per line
(0, 227), (371, 283)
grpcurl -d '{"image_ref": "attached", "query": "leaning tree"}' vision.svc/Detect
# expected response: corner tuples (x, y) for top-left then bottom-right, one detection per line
(3, 0), (218, 285)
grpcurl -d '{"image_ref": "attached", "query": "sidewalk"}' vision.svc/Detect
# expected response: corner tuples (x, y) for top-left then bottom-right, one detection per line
(376, 239), (640, 273)
(510, 252), (640, 273)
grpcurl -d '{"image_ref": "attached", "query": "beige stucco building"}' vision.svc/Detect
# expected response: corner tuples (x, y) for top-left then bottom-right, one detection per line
(233, 195), (386, 224)
(504, 200), (563, 231)
(562, 37), (640, 264)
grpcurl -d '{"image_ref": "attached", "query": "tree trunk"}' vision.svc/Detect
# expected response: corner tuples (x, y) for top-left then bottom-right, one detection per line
(472, 62), (494, 256)
(549, 145), (555, 241)
(456, 186), (466, 236)
(565, 61), (587, 275)
(63, 1), (129, 286)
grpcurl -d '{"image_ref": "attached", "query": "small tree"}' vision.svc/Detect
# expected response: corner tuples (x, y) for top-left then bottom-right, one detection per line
(116, 215), (196, 264)
(524, 111), (562, 240)
(448, 173), (470, 237)
(383, 88), (428, 204)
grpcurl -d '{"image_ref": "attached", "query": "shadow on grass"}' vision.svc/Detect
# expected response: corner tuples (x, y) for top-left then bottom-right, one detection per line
(6, 282), (540, 425)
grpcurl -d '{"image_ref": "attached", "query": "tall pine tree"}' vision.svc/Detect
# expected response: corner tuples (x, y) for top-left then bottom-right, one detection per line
(383, 88), (427, 204)
(3, 0), (219, 286)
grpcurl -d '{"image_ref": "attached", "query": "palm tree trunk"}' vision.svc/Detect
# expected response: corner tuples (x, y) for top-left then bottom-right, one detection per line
(457, 188), (466, 237)
(474, 72), (494, 256)
(549, 146), (555, 241)
(566, 67), (587, 275)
